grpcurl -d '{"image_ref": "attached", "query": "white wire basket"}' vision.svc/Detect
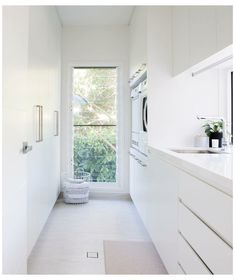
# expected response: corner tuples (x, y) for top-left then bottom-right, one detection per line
(63, 170), (90, 204)
(74, 170), (91, 182)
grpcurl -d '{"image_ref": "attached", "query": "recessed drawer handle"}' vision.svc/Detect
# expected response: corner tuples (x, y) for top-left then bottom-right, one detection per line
(177, 262), (186, 274)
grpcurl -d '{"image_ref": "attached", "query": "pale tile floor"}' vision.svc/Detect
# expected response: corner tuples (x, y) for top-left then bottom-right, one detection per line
(28, 197), (151, 274)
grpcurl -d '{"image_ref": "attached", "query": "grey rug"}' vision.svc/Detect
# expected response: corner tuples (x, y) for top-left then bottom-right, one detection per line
(103, 240), (168, 274)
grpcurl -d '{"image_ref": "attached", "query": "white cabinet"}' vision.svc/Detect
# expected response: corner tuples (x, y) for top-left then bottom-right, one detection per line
(129, 148), (148, 226)
(129, 7), (147, 76)
(130, 147), (179, 274)
(189, 6), (217, 67)
(172, 6), (233, 75)
(216, 6), (233, 51)
(2, 6), (30, 274)
(179, 171), (233, 245)
(178, 171), (233, 274)
(27, 6), (61, 256)
(179, 202), (232, 274)
(172, 7), (190, 75)
(130, 146), (233, 274)
(146, 147), (178, 274)
(2, 6), (61, 272)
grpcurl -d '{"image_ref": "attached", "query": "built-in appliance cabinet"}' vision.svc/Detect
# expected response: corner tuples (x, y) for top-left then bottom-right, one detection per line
(172, 6), (233, 75)
(130, 146), (233, 274)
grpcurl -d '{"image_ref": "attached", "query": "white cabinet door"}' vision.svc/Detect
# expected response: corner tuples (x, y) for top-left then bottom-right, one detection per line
(172, 7), (190, 75)
(2, 6), (30, 274)
(172, 6), (232, 75)
(216, 6), (233, 51)
(134, 159), (148, 226)
(189, 6), (217, 66)
(129, 148), (149, 228)
(179, 202), (233, 274)
(146, 147), (179, 274)
(179, 171), (233, 246)
(27, 7), (61, 256)
(129, 7), (147, 76)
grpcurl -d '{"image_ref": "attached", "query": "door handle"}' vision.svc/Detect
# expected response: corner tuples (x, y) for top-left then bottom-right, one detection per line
(35, 105), (43, 142)
(22, 142), (32, 154)
(54, 110), (59, 136)
(136, 158), (147, 167)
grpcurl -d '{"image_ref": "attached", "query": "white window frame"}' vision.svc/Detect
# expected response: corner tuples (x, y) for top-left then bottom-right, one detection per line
(67, 61), (126, 194)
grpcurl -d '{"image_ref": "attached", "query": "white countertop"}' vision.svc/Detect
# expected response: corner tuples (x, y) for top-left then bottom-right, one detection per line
(150, 146), (233, 197)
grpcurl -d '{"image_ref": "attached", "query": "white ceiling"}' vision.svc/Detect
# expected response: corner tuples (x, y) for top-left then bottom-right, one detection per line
(56, 6), (135, 26)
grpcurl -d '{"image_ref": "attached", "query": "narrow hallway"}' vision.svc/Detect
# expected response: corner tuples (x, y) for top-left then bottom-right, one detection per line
(28, 197), (165, 274)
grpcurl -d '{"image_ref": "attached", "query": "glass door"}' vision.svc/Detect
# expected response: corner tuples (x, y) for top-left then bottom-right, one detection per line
(72, 67), (117, 183)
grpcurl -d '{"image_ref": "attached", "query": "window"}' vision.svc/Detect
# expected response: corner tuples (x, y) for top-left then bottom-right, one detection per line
(72, 67), (117, 182)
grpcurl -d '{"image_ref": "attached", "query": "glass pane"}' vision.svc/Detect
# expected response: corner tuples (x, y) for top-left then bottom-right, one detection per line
(73, 126), (116, 182)
(73, 68), (117, 125)
(72, 67), (117, 183)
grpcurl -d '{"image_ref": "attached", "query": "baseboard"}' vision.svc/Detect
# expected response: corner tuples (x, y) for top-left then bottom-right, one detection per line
(58, 192), (63, 199)
(58, 191), (131, 200)
(89, 191), (131, 200)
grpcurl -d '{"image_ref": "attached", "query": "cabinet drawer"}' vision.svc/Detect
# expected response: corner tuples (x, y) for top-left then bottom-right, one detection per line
(178, 233), (211, 274)
(179, 171), (232, 245)
(179, 202), (233, 274)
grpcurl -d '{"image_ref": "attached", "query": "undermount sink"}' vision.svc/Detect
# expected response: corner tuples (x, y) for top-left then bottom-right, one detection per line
(170, 148), (231, 154)
(170, 149), (210, 154)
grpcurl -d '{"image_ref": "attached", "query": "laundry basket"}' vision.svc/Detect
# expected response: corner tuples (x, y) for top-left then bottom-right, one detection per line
(63, 170), (91, 204)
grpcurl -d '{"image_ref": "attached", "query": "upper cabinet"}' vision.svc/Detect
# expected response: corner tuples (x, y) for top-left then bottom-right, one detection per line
(129, 7), (147, 76)
(172, 6), (233, 75)
(216, 6), (233, 51)
(172, 7), (190, 75)
(189, 6), (217, 67)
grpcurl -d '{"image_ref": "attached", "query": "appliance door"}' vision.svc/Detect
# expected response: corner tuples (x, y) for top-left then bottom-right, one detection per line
(131, 95), (139, 149)
(131, 95), (140, 133)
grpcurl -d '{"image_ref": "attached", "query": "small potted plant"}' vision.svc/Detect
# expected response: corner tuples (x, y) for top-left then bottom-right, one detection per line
(202, 120), (223, 148)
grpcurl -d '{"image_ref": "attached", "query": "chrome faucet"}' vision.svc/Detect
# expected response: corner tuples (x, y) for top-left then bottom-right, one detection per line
(196, 115), (230, 148)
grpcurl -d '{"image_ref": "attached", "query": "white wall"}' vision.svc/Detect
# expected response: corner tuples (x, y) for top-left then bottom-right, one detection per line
(147, 6), (231, 149)
(129, 7), (147, 76)
(2, 6), (61, 273)
(61, 25), (130, 193)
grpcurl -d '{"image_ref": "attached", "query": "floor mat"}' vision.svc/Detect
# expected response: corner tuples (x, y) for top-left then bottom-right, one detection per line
(103, 240), (167, 274)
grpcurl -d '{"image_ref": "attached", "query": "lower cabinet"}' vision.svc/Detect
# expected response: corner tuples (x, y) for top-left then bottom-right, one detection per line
(178, 202), (232, 274)
(129, 146), (233, 275)
(146, 147), (179, 274)
(178, 171), (233, 274)
(129, 148), (148, 226)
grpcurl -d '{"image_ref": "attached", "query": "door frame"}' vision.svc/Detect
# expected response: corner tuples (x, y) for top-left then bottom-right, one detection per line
(66, 61), (126, 193)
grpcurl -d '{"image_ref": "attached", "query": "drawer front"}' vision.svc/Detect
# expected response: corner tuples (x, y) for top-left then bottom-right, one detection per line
(179, 202), (233, 274)
(179, 171), (232, 245)
(178, 233), (211, 274)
